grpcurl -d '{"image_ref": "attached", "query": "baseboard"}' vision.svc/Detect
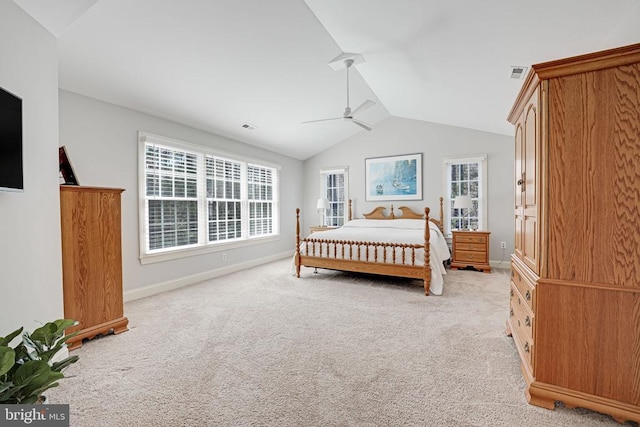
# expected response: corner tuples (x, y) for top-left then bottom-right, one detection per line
(124, 250), (294, 302)
(490, 259), (511, 270)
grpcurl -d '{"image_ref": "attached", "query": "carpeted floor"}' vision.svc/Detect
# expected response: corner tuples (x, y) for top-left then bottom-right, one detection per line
(51, 259), (635, 426)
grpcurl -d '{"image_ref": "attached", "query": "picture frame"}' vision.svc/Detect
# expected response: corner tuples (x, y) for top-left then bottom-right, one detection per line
(59, 145), (79, 185)
(365, 153), (422, 201)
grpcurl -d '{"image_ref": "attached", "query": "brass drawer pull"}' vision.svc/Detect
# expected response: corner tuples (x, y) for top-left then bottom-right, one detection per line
(525, 316), (531, 327)
(524, 342), (530, 353)
(510, 309), (514, 317)
(510, 289), (514, 297)
(525, 290), (531, 301)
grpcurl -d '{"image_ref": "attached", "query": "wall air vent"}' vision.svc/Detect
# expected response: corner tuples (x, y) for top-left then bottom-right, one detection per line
(241, 123), (256, 130)
(510, 66), (527, 79)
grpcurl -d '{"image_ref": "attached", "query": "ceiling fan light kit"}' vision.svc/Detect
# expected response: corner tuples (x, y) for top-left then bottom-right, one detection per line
(302, 52), (375, 131)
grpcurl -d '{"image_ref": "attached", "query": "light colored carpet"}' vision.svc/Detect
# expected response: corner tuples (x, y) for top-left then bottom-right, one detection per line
(51, 259), (634, 426)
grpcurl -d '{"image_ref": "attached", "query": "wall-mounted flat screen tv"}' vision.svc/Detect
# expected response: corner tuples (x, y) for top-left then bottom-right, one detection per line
(0, 86), (23, 192)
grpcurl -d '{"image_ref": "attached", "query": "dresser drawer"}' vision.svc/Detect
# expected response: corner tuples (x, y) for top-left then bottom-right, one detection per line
(454, 250), (488, 263)
(509, 284), (535, 369)
(510, 285), (534, 341)
(454, 234), (488, 244)
(511, 318), (534, 369)
(511, 260), (536, 311)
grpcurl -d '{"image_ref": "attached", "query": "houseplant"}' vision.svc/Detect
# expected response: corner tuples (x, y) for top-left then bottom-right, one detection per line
(0, 319), (79, 404)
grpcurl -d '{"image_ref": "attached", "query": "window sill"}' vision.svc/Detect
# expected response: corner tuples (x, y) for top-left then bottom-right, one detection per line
(139, 234), (280, 265)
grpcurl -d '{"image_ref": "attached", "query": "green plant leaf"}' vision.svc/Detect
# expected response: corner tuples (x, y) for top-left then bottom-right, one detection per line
(13, 360), (63, 402)
(29, 322), (58, 349)
(0, 347), (15, 377)
(0, 327), (23, 347)
(53, 319), (78, 336)
(51, 355), (79, 373)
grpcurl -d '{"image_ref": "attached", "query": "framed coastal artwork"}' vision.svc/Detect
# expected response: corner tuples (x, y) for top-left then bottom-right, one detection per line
(365, 153), (422, 201)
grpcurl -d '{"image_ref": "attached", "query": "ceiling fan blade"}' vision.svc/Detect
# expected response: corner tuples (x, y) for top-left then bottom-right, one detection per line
(301, 117), (343, 124)
(351, 99), (376, 116)
(351, 118), (372, 131)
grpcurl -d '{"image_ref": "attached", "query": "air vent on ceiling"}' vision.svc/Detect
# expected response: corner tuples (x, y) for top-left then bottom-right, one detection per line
(241, 123), (256, 130)
(510, 66), (527, 79)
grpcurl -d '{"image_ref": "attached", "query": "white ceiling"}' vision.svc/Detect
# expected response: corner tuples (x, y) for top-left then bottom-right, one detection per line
(12, 0), (640, 160)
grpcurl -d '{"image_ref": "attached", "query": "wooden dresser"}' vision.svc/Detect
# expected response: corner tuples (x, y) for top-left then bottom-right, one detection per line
(450, 230), (491, 272)
(60, 186), (128, 350)
(506, 43), (640, 423)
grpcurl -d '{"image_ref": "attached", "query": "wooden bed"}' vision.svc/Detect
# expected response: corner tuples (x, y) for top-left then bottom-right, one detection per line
(294, 197), (446, 296)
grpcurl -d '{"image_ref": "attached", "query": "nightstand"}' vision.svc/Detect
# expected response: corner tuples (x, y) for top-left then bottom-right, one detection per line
(450, 230), (491, 273)
(309, 226), (337, 234)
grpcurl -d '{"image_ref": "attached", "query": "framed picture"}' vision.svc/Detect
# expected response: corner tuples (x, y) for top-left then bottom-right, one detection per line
(365, 153), (422, 201)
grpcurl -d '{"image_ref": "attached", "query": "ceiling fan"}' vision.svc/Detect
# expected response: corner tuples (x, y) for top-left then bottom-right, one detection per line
(302, 55), (376, 131)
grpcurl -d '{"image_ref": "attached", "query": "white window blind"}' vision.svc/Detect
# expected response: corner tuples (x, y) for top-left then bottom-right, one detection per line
(320, 167), (349, 227)
(139, 132), (280, 262)
(145, 144), (199, 250)
(248, 164), (277, 237)
(443, 155), (487, 234)
(206, 156), (242, 242)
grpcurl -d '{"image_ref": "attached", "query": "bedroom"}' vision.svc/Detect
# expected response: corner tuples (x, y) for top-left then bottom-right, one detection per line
(1, 0), (639, 425)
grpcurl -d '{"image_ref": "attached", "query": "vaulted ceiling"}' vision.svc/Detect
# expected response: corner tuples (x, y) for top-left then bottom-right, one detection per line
(13, 0), (640, 160)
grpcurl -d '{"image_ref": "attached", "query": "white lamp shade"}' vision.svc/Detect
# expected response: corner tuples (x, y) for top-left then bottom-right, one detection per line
(453, 195), (472, 210)
(316, 198), (330, 210)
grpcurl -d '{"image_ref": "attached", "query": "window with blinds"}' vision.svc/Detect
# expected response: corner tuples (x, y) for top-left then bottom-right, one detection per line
(443, 155), (487, 234)
(145, 145), (199, 250)
(206, 156), (242, 242)
(139, 132), (280, 261)
(248, 165), (275, 236)
(320, 167), (349, 227)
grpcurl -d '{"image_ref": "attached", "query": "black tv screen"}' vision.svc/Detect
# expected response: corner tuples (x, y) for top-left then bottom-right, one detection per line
(0, 86), (23, 192)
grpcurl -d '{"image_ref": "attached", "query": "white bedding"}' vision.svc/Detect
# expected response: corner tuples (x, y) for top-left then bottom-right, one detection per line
(299, 219), (451, 295)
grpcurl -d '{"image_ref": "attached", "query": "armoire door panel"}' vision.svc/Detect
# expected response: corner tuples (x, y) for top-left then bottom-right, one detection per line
(546, 64), (640, 286)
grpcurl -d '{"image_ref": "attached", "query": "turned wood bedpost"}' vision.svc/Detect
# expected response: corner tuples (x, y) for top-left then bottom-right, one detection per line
(348, 199), (352, 221)
(295, 208), (301, 277)
(424, 207), (431, 296)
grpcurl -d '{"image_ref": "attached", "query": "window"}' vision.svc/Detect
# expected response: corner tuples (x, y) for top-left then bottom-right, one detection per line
(320, 167), (349, 227)
(139, 132), (279, 263)
(443, 155), (487, 234)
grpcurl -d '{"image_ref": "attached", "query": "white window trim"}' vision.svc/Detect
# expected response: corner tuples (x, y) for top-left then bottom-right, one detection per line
(319, 166), (349, 226)
(442, 154), (487, 236)
(138, 131), (281, 264)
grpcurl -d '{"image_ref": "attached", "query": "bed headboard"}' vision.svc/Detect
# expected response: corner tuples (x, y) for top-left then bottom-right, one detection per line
(361, 197), (445, 233)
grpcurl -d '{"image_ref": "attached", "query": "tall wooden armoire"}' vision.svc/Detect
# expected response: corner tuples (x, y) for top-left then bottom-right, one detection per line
(507, 43), (640, 423)
(60, 185), (128, 350)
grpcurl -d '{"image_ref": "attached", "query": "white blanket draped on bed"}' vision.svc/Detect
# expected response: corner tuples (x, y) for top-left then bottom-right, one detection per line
(298, 219), (451, 295)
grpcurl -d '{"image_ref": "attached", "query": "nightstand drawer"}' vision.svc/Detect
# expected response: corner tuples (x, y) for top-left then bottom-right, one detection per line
(454, 234), (488, 244)
(455, 242), (485, 252)
(454, 250), (487, 262)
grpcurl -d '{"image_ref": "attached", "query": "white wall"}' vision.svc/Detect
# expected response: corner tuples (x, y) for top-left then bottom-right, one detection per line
(0, 1), (63, 332)
(303, 116), (514, 265)
(59, 90), (303, 299)
(601, 2), (640, 48)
